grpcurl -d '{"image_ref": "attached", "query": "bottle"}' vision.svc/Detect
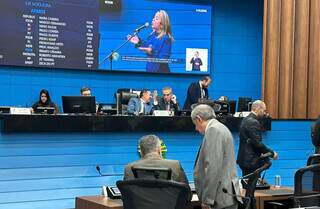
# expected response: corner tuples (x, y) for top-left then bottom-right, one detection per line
(274, 175), (281, 188)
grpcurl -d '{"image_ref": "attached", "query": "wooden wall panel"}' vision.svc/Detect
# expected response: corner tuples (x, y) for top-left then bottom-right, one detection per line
(263, 0), (281, 118)
(292, 0), (309, 118)
(307, 0), (320, 118)
(278, 0), (295, 118)
(263, 0), (320, 119)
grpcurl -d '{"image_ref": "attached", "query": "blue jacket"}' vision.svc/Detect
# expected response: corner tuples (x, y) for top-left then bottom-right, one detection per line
(140, 32), (172, 73)
(127, 97), (154, 115)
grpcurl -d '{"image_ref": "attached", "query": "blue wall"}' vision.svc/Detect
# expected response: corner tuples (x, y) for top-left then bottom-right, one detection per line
(0, 121), (315, 209)
(0, 0), (309, 209)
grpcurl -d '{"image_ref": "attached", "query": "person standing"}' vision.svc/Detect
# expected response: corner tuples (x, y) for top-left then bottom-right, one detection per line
(237, 100), (278, 176)
(129, 10), (173, 73)
(191, 104), (240, 209)
(183, 76), (212, 110)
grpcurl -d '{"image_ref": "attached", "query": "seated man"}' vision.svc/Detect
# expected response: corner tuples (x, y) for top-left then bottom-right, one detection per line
(153, 87), (180, 112)
(127, 89), (155, 115)
(80, 86), (92, 96)
(124, 134), (188, 184)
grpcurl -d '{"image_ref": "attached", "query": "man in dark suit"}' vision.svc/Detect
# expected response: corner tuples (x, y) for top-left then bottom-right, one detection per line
(183, 76), (212, 110)
(191, 104), (240, 209)
(153, 86), (180, 112)
(123, 134), (188, 184)
(237, 100), (278, 176)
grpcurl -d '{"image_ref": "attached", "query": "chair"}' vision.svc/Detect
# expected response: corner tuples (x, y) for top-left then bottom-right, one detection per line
(116, 179), (192, 209)
(239, 162), (272, 209)
(293, 164), (320, 207)
(132, 166), (172, 180)
(307, 154), (320, 166)
(115, 89), (138, 114)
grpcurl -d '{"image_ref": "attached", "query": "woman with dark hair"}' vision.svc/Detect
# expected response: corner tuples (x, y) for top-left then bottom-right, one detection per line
(32, 89), (59, 114)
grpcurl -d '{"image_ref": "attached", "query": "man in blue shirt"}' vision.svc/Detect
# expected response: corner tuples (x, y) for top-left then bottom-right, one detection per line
(127, 89), (156, 115)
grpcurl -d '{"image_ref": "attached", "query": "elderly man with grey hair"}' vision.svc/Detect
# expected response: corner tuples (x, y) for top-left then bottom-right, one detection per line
(123, 134), (188, 184)
(237, 100), (278, 176)
(192, 104), (240, 209)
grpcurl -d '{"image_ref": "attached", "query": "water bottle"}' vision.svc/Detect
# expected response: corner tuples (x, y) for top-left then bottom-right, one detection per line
(274, 175), (281, 188)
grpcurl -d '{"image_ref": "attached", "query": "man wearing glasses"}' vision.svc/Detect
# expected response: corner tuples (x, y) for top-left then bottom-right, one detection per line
(237, 100), (278, 176)
(153, 86), (180, 112)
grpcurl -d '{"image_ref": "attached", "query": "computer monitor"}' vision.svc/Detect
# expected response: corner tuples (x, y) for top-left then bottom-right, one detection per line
(34, 106), (55, 114)
(237, 97), (252, 112)
(131, 167), (172, 180)
(62, 96), (96, 114)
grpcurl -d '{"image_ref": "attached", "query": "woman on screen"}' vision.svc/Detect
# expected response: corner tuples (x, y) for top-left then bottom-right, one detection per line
(32, 89), (59, 114)
(129, 10), (173, 73)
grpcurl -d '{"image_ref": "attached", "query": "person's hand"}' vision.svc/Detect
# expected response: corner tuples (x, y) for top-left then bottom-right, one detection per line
(273, 151), (279, 160)
(138, 47), (152, 54)
(201, 203), (211, 209)
(171, 94), (177, 104)
(127, 35), (140, 44)
(153, 90), (158, 103)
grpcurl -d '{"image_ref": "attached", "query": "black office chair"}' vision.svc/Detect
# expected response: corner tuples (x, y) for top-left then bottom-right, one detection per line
(239, 162), (272, 209)
(292, 164), (320, 207)
(115, 89), (138, 114)
(132, 166), (172, 180)
(307, 154), (320, 166)
(116, 179), (192, 209)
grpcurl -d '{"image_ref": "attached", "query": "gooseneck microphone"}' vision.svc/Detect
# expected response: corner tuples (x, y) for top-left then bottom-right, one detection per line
(96, 165), (103, 176)
(135, 22), (149, 32)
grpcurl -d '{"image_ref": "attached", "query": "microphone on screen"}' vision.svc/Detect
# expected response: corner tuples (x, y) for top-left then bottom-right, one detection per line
(135, 22), (149, 32)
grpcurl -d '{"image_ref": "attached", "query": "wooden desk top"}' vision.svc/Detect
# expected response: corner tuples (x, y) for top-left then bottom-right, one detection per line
(75, 187), (293, 209)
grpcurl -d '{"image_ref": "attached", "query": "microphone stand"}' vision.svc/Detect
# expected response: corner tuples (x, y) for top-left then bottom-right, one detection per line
(99, 30), (140, 70)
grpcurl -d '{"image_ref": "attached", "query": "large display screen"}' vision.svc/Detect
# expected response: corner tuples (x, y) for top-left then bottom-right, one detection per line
(0, 0), (212, 74)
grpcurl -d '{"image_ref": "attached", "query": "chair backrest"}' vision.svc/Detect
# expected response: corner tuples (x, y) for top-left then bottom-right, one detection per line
(294, 164), (320, 207)
(116, 179), (191, 209)
(115, 89), (139, 114)
(307, 154), (320, 166)
(132, 166), (172, 180)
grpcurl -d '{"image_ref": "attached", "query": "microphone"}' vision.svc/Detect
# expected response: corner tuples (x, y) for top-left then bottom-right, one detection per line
(96, 165), (103, 176)
(135, 22), (149, 32)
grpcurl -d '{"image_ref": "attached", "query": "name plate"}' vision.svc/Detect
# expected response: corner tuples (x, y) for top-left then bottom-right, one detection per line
(10, 107), (32, 115)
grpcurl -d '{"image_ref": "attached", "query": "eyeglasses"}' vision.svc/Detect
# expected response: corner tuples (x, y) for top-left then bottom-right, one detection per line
(163, 94), (171, 96)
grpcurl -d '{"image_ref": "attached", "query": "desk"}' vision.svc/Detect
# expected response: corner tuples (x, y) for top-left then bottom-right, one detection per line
(255, 186), (293, 209)
(75, 187), (293, 209)
(0, 114), (271, 133)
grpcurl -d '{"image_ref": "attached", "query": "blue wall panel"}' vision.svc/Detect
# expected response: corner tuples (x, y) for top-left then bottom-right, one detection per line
(0, 120), (315, 209)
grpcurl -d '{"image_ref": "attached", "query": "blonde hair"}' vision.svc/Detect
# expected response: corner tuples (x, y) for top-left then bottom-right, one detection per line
(156, 10), (174, 41)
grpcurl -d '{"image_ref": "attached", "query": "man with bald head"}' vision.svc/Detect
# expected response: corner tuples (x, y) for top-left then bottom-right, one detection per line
(237, 100), (278, 176)
(191, 104), (240, 209)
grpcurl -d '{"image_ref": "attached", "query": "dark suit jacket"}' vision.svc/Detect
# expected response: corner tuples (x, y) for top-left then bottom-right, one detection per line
(154, 97), (180, 112)
(183, 82), (209, 110)
(236, 113), (275, 171)
(124, 153), (188, 184)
